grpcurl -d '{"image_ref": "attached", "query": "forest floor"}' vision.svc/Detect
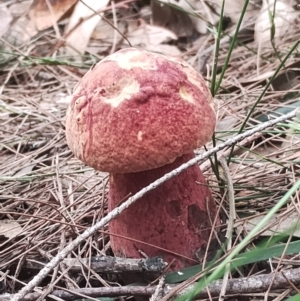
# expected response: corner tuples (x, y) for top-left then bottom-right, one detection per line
(1, 1), (300, 300)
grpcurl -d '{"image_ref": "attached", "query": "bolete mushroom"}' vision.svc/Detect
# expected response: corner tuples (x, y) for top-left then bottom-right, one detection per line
(66, 48), (219, 271)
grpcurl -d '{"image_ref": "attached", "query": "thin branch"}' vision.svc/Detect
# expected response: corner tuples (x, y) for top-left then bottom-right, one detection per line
(25, 256), (167, 274)
(10, 108), (299, 301)
(218, 158), (236, 301)
(174, 266), (300, 300)
(3, 266), (300, 301)
(150, 276), (166, 301)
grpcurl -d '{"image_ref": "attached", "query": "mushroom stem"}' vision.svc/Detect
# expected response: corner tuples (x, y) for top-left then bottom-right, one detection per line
(109, 152), (219, 271)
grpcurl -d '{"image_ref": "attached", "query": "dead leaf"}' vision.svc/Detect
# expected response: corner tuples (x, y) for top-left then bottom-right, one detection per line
(64, 0), (110, 55)
(0, 220), (23, 239)
(281, 115), (300, 161)
(271, 70), (300, 91)
(29, 0), (77, 31)
(13, 155), (47, 177)
(13, 164), (36, 178)
(128, 22), (179, 55)
(151, 0), (195, 37)
(216, 115), (239, 131)
(3, 1), (38, 46)
(238, 211), (300, 237)
(148, 44), (182, 56)
(8, 1), (32, 15)
(255, 1), (298, 48)
(174, 0), (219, 34)
(209, 0), (259, 25)
(223, 60), (300, 92)
(155, 0), (258, 35)
(88, 19), (126, 54)
(0, 6), (13, 38)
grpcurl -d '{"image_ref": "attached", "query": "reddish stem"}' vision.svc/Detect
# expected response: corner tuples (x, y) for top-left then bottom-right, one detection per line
(109, 152), (219, 271)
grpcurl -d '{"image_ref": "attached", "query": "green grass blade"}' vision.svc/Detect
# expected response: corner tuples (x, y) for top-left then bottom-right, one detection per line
(174, 180), (300, 301)
(166, 239), (300, 284)
(210, 0), (225, 96)
(213, 0), (250, 94)
(285, 295), (300, 301)
(227, 39), (300, 164)
(209, 0), (226, 184)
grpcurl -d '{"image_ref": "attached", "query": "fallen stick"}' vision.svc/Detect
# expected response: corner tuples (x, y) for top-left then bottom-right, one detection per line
(25, 256), (166, 274)
(2, 266), (300, 301)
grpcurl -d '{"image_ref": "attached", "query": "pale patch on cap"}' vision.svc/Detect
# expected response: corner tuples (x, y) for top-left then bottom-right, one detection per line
(167, 56), (214, 108)
(100, 78), (140, 108)
(137, 131), (143, 141)
(102, 48), (157, 71)
(179, 86), (194, 104)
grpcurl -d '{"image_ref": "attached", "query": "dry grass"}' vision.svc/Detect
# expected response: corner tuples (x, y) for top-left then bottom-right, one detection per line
(0, 68), (111, 288)
(1, 1), (300, 300)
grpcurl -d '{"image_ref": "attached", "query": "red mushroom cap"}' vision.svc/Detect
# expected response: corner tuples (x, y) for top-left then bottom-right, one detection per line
(66, 48), (216, 173)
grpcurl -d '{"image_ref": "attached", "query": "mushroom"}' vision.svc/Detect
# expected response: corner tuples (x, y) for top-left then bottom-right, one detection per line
(66, 48), (219, 271)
